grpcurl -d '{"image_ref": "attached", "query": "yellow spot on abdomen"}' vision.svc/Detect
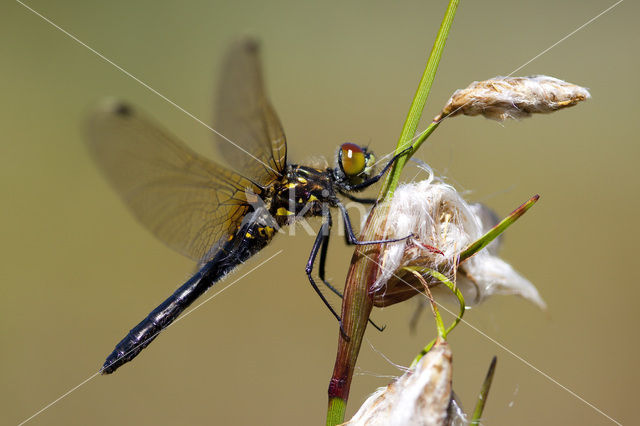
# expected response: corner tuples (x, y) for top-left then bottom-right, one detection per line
(276, 207), (294, 216)
(265, 226), (275, 237)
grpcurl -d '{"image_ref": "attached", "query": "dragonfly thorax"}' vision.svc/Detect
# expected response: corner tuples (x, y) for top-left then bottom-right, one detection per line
(270, 165), (338, 225)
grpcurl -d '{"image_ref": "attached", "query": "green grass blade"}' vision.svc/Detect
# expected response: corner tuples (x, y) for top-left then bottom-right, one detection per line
(407, 267), (465, 368)
(460, 194), (540, 262)
(379, 0), (459, 200)
(326, 2), (459, 423)
(471, 356), (498, 425)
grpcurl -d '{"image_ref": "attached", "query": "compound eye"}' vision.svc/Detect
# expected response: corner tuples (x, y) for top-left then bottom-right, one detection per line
(339, 143), (366, 176)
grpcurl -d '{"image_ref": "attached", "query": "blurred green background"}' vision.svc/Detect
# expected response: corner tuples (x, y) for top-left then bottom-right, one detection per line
(2, 0), (638, 424)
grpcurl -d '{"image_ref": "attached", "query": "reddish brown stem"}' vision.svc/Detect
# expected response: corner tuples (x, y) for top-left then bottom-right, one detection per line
(327, 207), (389, 402)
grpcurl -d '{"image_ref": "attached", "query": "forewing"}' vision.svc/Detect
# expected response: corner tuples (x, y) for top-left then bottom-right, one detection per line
(214, 38), (287, 183)
(86, 100), (259, 264)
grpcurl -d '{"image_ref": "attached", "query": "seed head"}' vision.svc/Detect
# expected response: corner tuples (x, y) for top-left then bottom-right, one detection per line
(434, 75), (590, 122)
(372, 179), (545, 308)
(344, 339), (453, 426)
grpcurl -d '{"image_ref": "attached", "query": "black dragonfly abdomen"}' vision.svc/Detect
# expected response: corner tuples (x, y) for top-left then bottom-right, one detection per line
(101, 221), (274, 374)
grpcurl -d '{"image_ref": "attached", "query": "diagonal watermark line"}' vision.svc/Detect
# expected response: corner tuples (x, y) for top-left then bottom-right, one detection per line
(451, 311), (622, 425)
(356, 249), (622, 425)
(17, 250), (283, 426)
(508, 0), (624, 76)
(17, 372), (99, 426)
(15, 0), (279, 177)
(163, 249), (282, 330)
(431, 0), (622, 126)
(373, 0), (624, 166)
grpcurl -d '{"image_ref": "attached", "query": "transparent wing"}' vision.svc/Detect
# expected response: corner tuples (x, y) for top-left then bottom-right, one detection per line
(86, 100), (260, 264)
(213, 38), (287, 184)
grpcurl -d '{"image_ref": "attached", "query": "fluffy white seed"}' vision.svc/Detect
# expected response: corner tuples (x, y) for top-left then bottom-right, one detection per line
(434, 75), (590, 122)
(344, 340), (453, 426)
(372, 180), (545, 308)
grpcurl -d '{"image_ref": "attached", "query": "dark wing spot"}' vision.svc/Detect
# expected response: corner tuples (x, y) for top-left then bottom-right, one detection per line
(114, 103), (133, 117)
(243, 37), (259, 53)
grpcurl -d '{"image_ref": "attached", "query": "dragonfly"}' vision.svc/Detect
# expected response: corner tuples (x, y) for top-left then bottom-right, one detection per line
(87, 39), (410, 374)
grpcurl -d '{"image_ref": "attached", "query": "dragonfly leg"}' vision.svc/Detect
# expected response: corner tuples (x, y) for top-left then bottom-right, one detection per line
(306, 213), (350, 341)
(317, 229), (342, 298)
(337, 203), (413, 246)
(317, 228), (386, 332)
(338, 189), (377, 205)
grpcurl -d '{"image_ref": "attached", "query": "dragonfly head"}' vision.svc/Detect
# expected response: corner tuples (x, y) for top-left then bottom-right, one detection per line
(335, 143), (376, 188)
